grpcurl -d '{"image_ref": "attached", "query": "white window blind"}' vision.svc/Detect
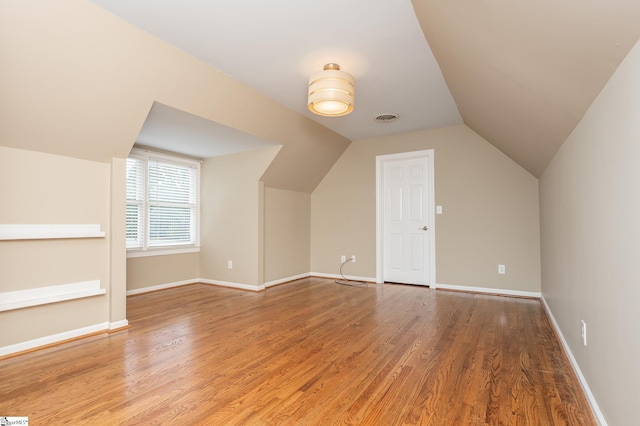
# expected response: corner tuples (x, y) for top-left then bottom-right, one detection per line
(126, 149), (200, 254)
(126, 157), (145, 249)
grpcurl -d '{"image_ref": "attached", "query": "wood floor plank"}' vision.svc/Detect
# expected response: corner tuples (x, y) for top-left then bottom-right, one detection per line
(0, 279), (595, 425)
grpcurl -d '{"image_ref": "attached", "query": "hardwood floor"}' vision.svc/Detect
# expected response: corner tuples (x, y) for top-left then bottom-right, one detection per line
(0, 278), (595, 425)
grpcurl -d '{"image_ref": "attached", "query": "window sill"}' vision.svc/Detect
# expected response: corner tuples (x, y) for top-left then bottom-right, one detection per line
(127, 246), (200, 258)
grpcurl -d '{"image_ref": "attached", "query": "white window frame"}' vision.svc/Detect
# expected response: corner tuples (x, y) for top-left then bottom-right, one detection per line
(126, 148), (201, 258)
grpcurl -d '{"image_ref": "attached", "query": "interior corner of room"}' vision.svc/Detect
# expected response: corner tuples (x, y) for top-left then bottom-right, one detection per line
(1, 1), (639, 424)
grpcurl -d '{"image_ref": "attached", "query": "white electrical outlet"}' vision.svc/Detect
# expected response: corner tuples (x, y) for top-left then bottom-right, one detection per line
(341, 255), (346, 263)
(436, 205), (443, 215)
(581, 320), (587, 346)
(498, 264), (506, 274)
(227, 260), (233, 269)
(351, 255), (356, 263)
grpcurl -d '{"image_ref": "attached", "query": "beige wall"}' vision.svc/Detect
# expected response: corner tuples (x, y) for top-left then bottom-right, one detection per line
(126, 154), (312, 290)
(200, 147), (280, 287)
(109, 157), (127, 324)
(264, 188), (311, 283)
(0, 147), (112, 346)
(539, 39), (640, 425)
(0, 1), (349, 191)
(128, 147), (281, 291)
(1, 0), (348, 350)
(126, 253), (199, 292)
(311, 125), (541, 292)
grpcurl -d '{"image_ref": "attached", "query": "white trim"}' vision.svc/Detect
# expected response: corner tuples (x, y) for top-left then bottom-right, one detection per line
(126, 275), (310, 296)
(0, 280), (105, 312)
(126, 279), (199, 296)
(541, 296), (607, 426)
(0, 322), (109, 357)
(434, 282), (541, 298)
(376, 149), (436, 286)
(311, 272), (377, 283)
(108, 320), (129, 330)
(199, 278), (265, 292)
(127, 148), (201, 253)
(376, 155), (382, 283)
(264, 273), (310, 288)
(0, 224), (105, 240)
(127, 246), (200, 258)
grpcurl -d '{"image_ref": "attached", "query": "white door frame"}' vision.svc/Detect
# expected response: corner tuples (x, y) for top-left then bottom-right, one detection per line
(376, 149), (436, 286)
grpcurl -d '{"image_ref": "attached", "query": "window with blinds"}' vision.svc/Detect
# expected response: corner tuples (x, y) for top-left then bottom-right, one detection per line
(126, 149), (200, 255)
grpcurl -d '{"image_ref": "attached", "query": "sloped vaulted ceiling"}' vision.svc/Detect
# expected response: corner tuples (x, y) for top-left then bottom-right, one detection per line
(3, 0), (639, 183)
(0, 1), (350, 193)
(411, 0), (640, 177)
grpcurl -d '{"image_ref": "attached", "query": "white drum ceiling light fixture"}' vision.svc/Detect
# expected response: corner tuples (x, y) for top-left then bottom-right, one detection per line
(308, 63), (355, 117)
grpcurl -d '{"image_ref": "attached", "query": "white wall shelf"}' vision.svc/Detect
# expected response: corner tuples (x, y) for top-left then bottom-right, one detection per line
(0, 224), (105, 240)
(0, 280), (105, 312)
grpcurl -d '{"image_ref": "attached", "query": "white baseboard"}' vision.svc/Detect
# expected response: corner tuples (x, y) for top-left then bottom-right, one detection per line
(126, 277), (542, 299)
(126, 279), (200, 296)
(125, 278), (540, 299)
(126, 275), (307, 296)
(434, 282), (541, 298)
(311, 272), (376, 283)
(108, 319), (129, 330)
(0, 322), (109, 357)
(264, 273), (310, 288)
(541, 296), (607, 426)
(199, 278), (265, 292)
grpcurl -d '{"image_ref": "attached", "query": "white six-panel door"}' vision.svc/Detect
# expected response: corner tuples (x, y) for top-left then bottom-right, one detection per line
(377, 150), (435, 286)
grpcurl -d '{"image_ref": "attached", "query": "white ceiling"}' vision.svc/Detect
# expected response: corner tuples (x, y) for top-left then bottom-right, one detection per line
(88, 0), (640, 171)
(90, 0), (462, 158)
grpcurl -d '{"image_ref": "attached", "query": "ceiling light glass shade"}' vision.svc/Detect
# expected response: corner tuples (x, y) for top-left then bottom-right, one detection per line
(308, 63), (355, 117)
